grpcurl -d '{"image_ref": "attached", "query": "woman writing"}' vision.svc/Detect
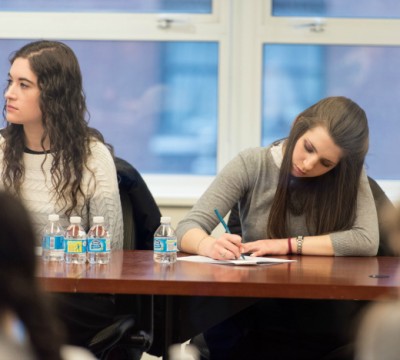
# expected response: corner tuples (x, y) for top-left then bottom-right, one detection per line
(177, 96), (377, 259)
(176, 96), (379, 359)
(2, 40), (123, 347)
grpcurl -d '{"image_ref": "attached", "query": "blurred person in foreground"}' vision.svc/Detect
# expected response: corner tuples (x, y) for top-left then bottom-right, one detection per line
(0, 190), (95, 360)
(355, 201), (400, 360)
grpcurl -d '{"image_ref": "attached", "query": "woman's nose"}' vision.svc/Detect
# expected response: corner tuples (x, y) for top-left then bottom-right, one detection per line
(303, 155), (317, 170)
(4, 86), (14, 99)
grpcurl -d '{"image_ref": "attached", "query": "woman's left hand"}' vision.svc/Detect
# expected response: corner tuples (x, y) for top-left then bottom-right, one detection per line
(241, 239), (288, 257)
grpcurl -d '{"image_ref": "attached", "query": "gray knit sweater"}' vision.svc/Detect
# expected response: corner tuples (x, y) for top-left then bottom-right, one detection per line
(176, 142), (379, 256)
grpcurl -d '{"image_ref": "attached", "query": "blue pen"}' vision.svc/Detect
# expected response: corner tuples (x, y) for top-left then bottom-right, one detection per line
(214, 208), (246, 260)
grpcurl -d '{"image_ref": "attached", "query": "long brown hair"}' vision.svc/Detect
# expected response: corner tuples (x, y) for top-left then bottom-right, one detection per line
(268, 96), (369, 238)
(2, 40), (112, 216)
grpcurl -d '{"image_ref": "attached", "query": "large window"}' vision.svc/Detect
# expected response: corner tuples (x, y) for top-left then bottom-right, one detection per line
(272, 0), (400, 18)
(0, 0), (212, 13)
(0, 1), (225, 190)
(262, 44), (400, 179)
(1, 40), (218, 175)
(260, 0), (400, 198)
(1, 0), (400, 202)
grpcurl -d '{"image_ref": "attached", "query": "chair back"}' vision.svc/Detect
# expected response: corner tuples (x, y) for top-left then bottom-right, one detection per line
(115, 157), (161, 250)
(367, 177), (397, 256)
(88, 157), (158, 359)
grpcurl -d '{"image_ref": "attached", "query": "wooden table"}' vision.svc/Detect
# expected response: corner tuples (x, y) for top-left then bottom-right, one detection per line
(37, 250), (400, 300)
(37, 251), (400, 358)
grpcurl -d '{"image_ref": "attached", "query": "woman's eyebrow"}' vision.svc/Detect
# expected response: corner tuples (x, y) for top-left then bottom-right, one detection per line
(8, 72), (35, 85)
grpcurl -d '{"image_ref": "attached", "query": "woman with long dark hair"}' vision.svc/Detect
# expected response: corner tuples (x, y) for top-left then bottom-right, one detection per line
(2, 39), (123, 248)
(2, 40), (123, 348)
(177, 96), (378, 359)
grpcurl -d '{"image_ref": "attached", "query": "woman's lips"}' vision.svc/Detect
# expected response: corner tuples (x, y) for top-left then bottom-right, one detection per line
(6, 104), (17, 111)
(293, 164), (306, 176)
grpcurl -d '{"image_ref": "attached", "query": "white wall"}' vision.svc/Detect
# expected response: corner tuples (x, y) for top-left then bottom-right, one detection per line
(159, 204), (227, 239)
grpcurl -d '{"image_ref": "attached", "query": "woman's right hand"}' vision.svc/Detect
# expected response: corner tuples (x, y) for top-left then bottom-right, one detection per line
(181, 228), (243, 259)
(207, 233), (243, 260)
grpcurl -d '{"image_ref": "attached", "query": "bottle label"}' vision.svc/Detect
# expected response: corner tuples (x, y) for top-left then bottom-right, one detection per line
(43, 235), (64, 250)
(154, 236), (177, 253)
(87, 238), (110, 253)
(65, 239), (87, 253)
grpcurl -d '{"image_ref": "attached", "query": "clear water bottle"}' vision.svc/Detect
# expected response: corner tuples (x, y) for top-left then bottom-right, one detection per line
(87, 216), (111, 264)
(64, 216), (87, 264)
(42, 214), (65, 262)
(154, 216), (177, 264)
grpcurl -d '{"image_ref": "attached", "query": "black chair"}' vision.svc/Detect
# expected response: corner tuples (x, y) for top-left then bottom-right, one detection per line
(87, 157), (162, 360)
(115, 157), (162, 251)
(367, 177), (397, 256)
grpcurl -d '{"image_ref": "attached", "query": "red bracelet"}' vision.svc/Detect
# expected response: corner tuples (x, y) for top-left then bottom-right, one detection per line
(287, 237), (293, 254)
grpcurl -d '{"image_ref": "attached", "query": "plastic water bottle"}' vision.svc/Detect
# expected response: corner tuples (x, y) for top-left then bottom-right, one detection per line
(64, 216), (87, 264)
(42, 214), (65, 262)
(154, 216), (177, 264)
(87, 216), (111, 264)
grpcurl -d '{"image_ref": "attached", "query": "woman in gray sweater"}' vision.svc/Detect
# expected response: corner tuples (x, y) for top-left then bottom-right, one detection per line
(177, 96), (378, 359)
(177, 96), (378, 259)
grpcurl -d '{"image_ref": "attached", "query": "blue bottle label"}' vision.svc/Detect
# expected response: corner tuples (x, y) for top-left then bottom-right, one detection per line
(65, 239), (87, 253)
(43, 235), (64, 250)
(154, 237), (177, 253)
(87, 238), (110, 253)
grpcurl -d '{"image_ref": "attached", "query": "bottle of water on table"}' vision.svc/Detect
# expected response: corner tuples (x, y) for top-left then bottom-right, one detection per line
(42, 214), (65, 262)
(154, 216), (177, 264)
(87, 216), (111, 264)
(65, 216), (87, 264)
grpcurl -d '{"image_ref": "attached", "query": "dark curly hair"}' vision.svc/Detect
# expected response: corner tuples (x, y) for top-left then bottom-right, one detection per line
(2, 40), (112, 216)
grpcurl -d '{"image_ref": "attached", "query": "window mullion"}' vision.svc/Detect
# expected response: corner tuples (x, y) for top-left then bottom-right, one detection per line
(217, 0), (264, 172)
(261, 12), (400, 46)
(0, 11), (225, 41)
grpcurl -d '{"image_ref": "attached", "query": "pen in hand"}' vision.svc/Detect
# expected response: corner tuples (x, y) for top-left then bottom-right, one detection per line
(214, 208), (246, 260)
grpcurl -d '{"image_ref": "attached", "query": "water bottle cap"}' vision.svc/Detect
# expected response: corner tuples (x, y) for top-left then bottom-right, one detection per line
(48, 214), (59, 221)
(70, 216), (81, 224)
(93, 216), (104, 223)
(160, 216), (171, 223)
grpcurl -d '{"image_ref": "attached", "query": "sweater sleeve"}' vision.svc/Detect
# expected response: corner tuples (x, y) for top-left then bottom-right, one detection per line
(86, 142), (124, 250)
(176, 149), (253, 249)
(330, 168), (379, 256)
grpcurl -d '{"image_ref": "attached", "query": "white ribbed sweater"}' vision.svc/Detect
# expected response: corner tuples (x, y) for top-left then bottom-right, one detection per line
(0, 136), (123, 249)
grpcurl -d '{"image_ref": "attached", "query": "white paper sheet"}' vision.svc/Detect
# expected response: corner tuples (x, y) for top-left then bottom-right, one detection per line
(177, 255), (296, 266)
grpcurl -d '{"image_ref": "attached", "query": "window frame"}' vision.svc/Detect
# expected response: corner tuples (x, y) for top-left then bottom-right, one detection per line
(0, 1), (232, 205)
(1, 0), (399, 204)
(259, 0), (400, 202)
